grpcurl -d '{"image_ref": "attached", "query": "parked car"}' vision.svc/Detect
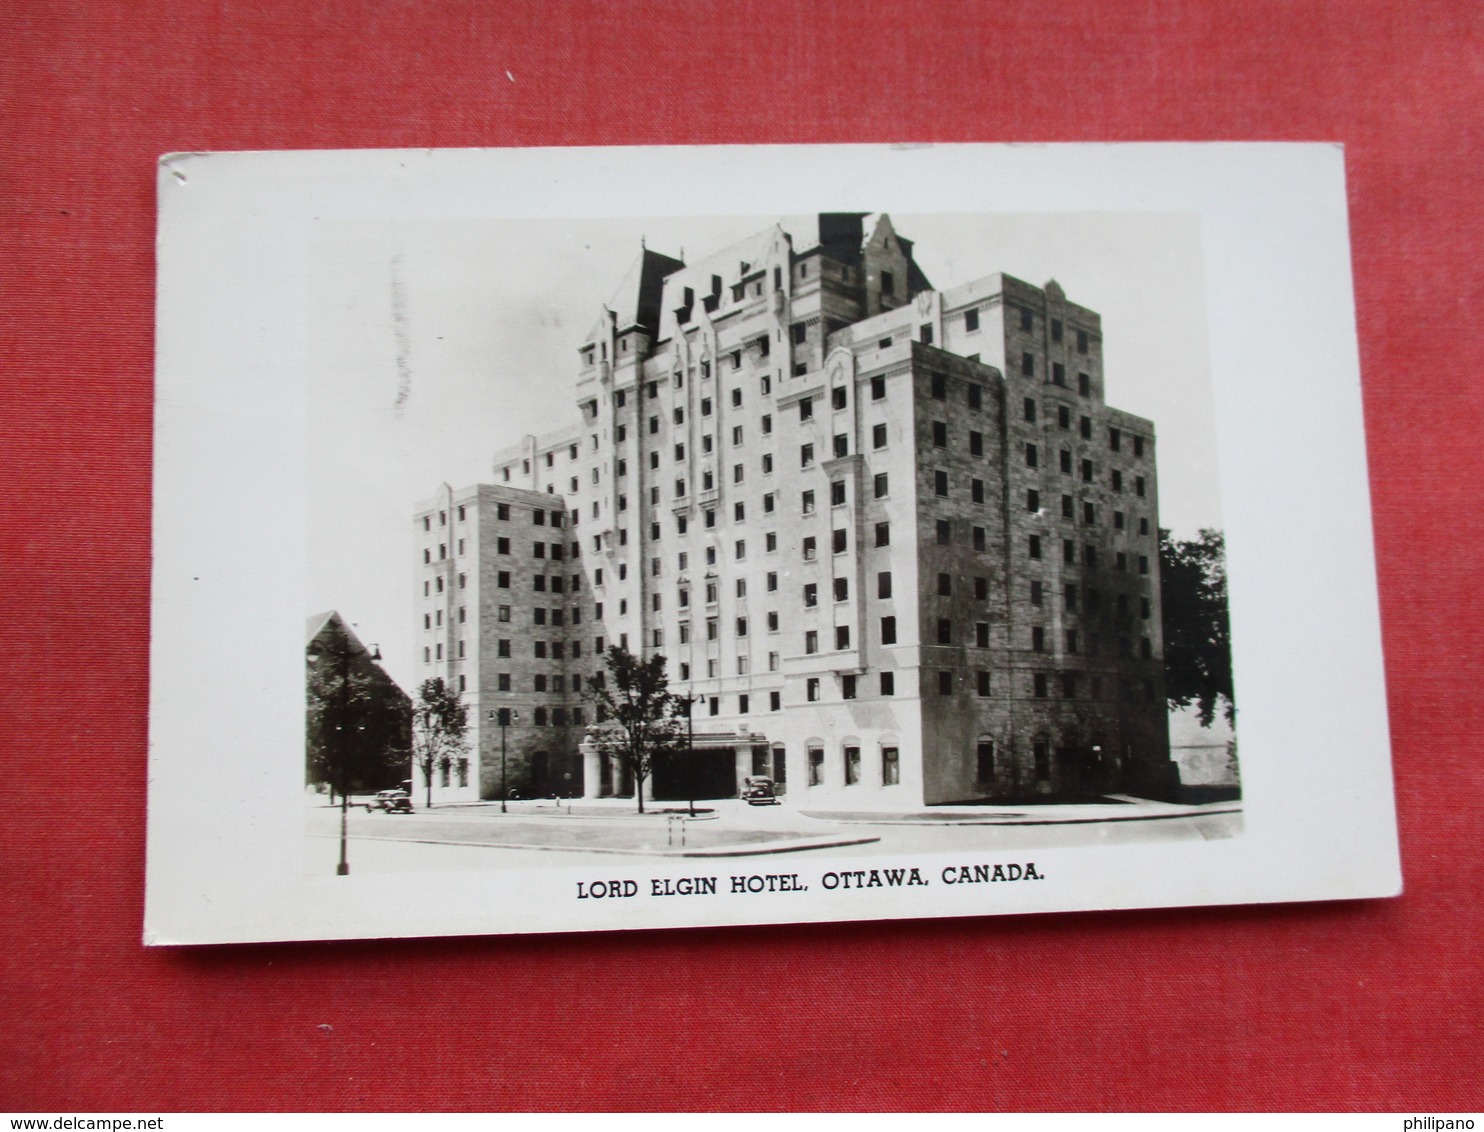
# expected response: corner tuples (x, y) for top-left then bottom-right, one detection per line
(366, 789), (413, 814)
(741, 776), (780, 806)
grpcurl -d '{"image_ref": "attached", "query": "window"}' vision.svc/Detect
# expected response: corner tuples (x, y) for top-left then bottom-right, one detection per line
(800, 444), (814, 467)
(1136, 475), (1146, 497)
(880, 674), (896, 700)
(830, 480), (847, 507)
(936, 520), (950, 545)
(975, 576), (988, 601)
(1021, 352), (1035, 377)
(930, 373), (947, 401)
(835, 625), (851, 650)
(934, 470), (948, 497)
(1029, 535), (1042, 560)
(1026, 488), (1039, 512)
(1034, 674), (1048, 699)
(938, 671), (953, 696)
(736, 617), (748, 637)
(1025, 443), (1038, 468)
(767, 571), (778, 592)
(498, 570), (511, 588)
(803, 536), (817, 561)
(937, 619), (951, 645)
(1066, 630), (1079, 655)
(832, 529), (847, 554)
(834, 577), (849, 603)
(761, 414), (772, 435)
(877, 571), (892, 599)
(1109, 427), (1122, 452)
(763, 492), (775, 514)
(1085, 545), (1098, 568)
(808, 744), (824, 783)
(973, 526), (986, 551)
(738, 693), (750, 714)
(807, 677), (821, 703)
(976, 622), (989, 648)
(770, 691), (781, 711)
(1083, 501), (1096, 525)
(872, 423), (888, 449)
(874, 473), (888, 498)
(1077, 329), (1089, 353)
(767, 611), (779, 632)
(804, 583), (818, 607)
(833, 434), (848, 458)
(932, 421), (947, 447)
(734, 503), (745, 523)
(1139, 554), (1150, 575)
(875, 522), (890, 547)
(706, 619), (719, 641)
(965, 308), (980, 332)
(880, 270), (895, 296)
(1020, 307), (1034, 332)
(871, 375), (886, 400)
(762, 453), (773, 473)
(799, 397), (813, 421)
(880, 615), (897, 644)
(1111, 469), (1123, 492)
(832, 386), (847, 411)
(1134, 435), (1145, 458)
(1078, 372), (1091, 397)
(1081, 458), (1094, 483)
(1032, 627), (1045, 652)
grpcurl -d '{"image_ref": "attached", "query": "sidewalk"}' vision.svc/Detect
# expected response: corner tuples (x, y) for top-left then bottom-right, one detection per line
(802, 795), (1242, 826)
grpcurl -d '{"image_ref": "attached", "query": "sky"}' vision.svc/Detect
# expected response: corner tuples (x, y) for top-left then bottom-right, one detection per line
(307, 212), (1220, 691)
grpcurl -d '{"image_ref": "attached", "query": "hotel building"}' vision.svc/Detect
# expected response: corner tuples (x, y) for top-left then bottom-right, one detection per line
(415, 214), (1176, 808)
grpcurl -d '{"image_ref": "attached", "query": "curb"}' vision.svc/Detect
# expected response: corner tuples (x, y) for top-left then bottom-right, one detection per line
(312, 832), (879, 859)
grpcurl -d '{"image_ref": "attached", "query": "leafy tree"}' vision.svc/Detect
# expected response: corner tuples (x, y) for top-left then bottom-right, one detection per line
(584, 646), (686, 813)
(412, 677), (470, 809)
(307, 635), (407, 800)
(1160, 527), (1235, 727)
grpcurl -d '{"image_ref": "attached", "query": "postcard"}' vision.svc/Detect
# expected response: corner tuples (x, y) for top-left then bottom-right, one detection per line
(146, 143), (1400, 944)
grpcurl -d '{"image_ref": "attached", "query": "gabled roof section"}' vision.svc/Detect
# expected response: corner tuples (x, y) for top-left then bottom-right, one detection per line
(608, 247), (685, 336)
(306, 609), (367, 652)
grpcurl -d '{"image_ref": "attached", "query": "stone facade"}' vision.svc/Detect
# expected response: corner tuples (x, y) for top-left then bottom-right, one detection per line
(421, 213), (1176, 808)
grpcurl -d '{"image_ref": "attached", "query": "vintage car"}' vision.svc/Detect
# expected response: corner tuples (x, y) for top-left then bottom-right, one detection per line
(366, 789), (413, 814)
(740, 776), (781, 806)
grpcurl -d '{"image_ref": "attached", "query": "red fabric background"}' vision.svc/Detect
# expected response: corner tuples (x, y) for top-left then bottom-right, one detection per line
(2, 0), (1480, 1112)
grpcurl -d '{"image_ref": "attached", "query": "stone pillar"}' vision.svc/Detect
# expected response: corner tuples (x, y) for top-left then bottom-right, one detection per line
(581, 739), (602, 799)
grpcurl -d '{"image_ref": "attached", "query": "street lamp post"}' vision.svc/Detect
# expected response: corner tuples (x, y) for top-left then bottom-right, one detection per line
(682, 690), (697, 817)
(309, 632), (378, 877)
(491, 707), (518, 813)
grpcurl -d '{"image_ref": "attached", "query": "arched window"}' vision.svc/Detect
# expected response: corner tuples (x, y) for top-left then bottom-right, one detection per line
(841, 737), (862, 786)
(805, 739), (825, 787)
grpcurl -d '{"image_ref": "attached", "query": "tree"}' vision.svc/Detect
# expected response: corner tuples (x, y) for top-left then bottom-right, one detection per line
(307, 634), (407, 801)
(412, 677), (469, 809)
(1159, 527), (1235, 727)
(584, 646), (686, 813)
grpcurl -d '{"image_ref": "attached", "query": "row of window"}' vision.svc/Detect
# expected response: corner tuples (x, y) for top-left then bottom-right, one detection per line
(1009, 305), (1092, 352)
(805, 742), (901, 788)
(1028, 538), (1151, 574)
(1026, 490), (1153, 535)
(1024, 445), (1149, 492)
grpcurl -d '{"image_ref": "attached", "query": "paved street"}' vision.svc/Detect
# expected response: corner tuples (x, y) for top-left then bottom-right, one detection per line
(306, 793), (1241, 874)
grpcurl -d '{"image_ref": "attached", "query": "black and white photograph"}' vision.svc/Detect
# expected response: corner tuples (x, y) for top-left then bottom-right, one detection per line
(147, 144), (1399, 943)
